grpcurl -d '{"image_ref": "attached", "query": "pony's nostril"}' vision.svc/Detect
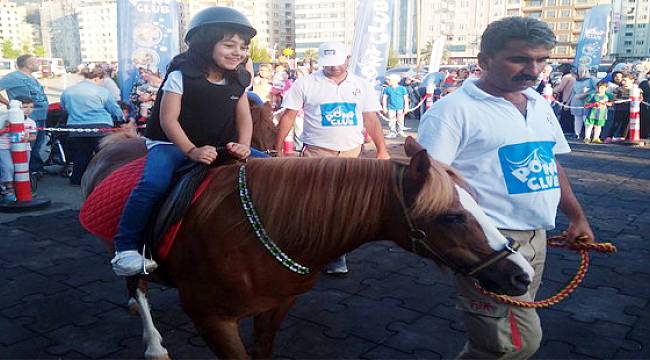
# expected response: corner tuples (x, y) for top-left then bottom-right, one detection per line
(511, 272), (531, 290)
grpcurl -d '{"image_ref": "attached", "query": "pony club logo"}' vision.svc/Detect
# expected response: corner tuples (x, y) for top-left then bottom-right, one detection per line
(583, 27), (606, 40)
(320, 102), (358, 127)
(498, 141), (559, 195)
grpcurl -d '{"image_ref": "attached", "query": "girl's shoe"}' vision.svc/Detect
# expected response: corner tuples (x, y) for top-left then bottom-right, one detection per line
(592, 138), (603, 144)
(111, 250), (158, 276)
(583, 138), (591, 144)
(604, 137), (612, 144)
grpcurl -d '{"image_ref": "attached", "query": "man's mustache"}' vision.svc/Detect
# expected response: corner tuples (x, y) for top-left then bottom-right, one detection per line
(512, 74), (538, 82)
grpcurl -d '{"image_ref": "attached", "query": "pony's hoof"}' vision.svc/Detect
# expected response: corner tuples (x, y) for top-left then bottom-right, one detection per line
(127, 298), (140, 316)
(145, 352), (170, 360)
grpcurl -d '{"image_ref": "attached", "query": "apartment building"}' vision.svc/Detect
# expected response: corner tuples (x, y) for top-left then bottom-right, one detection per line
(77, 0), (118, 63)
(611, 0), (650, 60)
(39, 0), (81, 67)
(0, 0), (32, 51)
(293, 0), (356, 56)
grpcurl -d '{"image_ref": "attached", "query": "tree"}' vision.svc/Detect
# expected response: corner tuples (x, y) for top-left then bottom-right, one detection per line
(302, 48), (318, 63)
(420, 41), (450, 67)
(34, 45), (45, 57)
(22, 42), (30, 54)
(387, 48), (399, 68)
(248, 40), (271, 63)
(1, 40), (20, 59)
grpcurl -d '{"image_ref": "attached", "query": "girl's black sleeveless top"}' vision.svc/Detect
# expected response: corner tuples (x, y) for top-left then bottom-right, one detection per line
(145, 61), (250, 148)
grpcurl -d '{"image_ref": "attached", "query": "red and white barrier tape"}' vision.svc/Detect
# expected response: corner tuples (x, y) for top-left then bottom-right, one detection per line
(36, 125), (146, 133)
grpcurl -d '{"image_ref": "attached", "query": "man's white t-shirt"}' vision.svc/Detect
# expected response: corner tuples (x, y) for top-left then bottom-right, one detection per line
(417, 78), (571, 230)
(281, 70), (381, 151)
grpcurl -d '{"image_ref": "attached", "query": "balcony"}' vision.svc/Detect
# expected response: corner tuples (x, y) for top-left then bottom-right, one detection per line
(574, 1), (593, 9)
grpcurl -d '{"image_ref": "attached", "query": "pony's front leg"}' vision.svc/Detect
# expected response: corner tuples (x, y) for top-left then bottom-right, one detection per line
(252, 298), (296, 359)
(134, 288), (169, 360)
(190, 315), (247, 359)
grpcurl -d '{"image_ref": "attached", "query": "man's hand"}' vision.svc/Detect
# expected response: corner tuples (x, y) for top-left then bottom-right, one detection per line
(563, 217), (595, 243)
(187, 145), (218, 165)
(226, 142), (251, 160)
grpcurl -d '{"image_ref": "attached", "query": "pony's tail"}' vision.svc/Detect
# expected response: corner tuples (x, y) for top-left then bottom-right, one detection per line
(99, 127), (139, 150)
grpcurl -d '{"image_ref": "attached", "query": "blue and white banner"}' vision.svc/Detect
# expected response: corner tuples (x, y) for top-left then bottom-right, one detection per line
(349, 0), (394, 91)
(117, 0), (180, 102)
(573, 4), (611, 71)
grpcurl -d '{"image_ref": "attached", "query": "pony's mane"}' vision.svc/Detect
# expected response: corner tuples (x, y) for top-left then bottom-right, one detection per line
(197, 156), (459, 257)
(98, 128), (139, 150)
(410, 158), (459, 218)
(245, 157), (393, 253)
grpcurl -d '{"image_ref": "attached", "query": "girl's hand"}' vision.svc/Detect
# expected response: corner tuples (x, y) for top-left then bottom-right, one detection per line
(187, 145), (218, 164)
(226, 142), (251, 160)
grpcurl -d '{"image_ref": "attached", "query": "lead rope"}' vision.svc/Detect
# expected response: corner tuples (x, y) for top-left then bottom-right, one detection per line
(476, 235), (617, 308)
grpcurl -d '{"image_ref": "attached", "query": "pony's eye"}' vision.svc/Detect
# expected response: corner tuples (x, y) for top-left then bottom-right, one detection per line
(437, 213), (466, 224)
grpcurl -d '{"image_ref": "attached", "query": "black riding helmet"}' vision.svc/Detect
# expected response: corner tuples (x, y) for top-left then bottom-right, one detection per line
(185, 6), (257, 45)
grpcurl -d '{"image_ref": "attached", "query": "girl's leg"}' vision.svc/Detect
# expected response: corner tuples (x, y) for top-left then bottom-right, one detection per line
(584, 124), (594, 141)
(593, 126), (602, 141)
(112, 144), (190, 275)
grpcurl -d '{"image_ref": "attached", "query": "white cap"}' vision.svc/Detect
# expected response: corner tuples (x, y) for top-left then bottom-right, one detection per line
(318, 42), (348, 66)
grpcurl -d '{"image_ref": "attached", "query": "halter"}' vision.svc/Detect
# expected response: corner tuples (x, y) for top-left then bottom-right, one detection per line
(391, 164), (519, 277)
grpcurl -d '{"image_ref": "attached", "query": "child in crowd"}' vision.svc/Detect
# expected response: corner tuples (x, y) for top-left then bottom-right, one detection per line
(583, 81), (613, 144)
(382, 74), (409, 138)
(16, 96), (38, 162)
(607, 73), (636, 143)
(111, 7), (255, 276)
(0, 96), (36, 203)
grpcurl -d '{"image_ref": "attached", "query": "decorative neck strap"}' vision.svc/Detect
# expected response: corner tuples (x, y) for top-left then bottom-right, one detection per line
(238, 165), (311, 275)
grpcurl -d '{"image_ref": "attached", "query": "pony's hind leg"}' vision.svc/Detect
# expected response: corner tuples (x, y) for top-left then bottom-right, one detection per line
(252, 298), (296, 359)
(190, 315), (247, 359)
(134, 288), (169, 360)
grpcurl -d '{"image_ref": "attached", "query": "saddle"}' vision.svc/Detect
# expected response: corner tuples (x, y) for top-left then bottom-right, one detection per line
(79, 148), (237, 260)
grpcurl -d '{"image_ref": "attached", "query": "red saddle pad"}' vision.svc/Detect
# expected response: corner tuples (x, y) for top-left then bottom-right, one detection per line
(79, 157), (212, 259)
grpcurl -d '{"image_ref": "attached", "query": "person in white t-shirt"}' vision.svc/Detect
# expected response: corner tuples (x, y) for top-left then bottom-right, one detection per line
(417, 17), (594, 359)
(275, 41), (390, 274)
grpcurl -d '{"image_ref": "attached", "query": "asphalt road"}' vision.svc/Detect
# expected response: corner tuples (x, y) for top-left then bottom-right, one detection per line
(1, 124), (649, 359)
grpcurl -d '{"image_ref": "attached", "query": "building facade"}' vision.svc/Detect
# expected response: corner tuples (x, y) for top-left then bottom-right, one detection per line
(293, 0), (356, 56)
(0, 0), (33, 52)
(610, 0), (650, 60)
(77, 0), (118, 63)
(39, 0), (81, 67)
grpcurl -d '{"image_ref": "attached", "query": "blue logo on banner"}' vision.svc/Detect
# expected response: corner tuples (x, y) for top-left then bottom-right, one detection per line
(320, 103), (358, 127)
(498, 141), (559, 195)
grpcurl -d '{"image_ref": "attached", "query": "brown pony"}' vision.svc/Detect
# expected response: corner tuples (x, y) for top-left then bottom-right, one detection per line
(81, 136), (534, 359)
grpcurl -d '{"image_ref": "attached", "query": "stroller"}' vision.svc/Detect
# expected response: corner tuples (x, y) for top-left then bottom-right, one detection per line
(42, 103), (72, 178)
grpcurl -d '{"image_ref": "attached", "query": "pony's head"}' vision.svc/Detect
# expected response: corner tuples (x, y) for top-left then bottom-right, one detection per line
(394, 137), (534, 296)
(249, 101), (277, 152)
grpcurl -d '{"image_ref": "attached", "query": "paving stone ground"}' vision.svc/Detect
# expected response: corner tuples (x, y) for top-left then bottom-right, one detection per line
(1, 127), (649, 359)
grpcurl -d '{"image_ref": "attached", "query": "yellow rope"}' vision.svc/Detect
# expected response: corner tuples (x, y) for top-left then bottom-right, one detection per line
(477, 235), (617, 308)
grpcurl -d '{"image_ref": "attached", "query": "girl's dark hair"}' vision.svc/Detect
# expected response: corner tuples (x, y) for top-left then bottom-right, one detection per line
(596, 80), (608, 88)
(167, 24), (251, 80)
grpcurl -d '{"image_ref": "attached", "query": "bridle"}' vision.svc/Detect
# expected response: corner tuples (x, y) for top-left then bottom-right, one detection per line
(392, 163), (519, 277)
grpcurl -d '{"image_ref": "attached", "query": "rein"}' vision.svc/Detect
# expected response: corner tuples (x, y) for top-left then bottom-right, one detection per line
(391, 164), (518, 277)
(238, 165), (311, 275)
(476, 235), (617, 308)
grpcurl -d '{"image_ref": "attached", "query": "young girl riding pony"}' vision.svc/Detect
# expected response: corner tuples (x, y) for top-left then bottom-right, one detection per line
(111, 7), (256, 276)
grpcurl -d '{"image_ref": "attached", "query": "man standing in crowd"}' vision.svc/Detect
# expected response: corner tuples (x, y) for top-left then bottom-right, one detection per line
(417, 17), (593, 359)
(0, 54), (49, 175)
(275, 41), (390, 274)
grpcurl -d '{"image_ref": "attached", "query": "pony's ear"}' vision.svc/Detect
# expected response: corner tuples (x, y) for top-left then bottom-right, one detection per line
(408, 149), (431, 186)
(404, 136), (425, 157)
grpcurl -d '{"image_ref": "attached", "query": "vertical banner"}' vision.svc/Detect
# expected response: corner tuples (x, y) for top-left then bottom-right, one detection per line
(349, 0), (394, 91)
(117, 0), (180, 102)
(608, 0), (622, 57)
(573, 4), (611, 71)
(427, 36), (445, 73)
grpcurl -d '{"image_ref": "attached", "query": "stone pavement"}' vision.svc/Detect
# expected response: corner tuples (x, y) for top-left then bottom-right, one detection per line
(1, 132), (649, 359)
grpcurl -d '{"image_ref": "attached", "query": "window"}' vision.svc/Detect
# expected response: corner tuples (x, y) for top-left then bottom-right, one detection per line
(546, 10), (556, 17)
(561, 0), (570, 4)
(625, 32), (633, 36)
(559, 22), (570, 29)
(560, 9), (570, 17)
(637, 40), (645, 45)
(624, 40), (633, 45)
(547, 0), (556, 5)
(626, 24), (634, 28)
